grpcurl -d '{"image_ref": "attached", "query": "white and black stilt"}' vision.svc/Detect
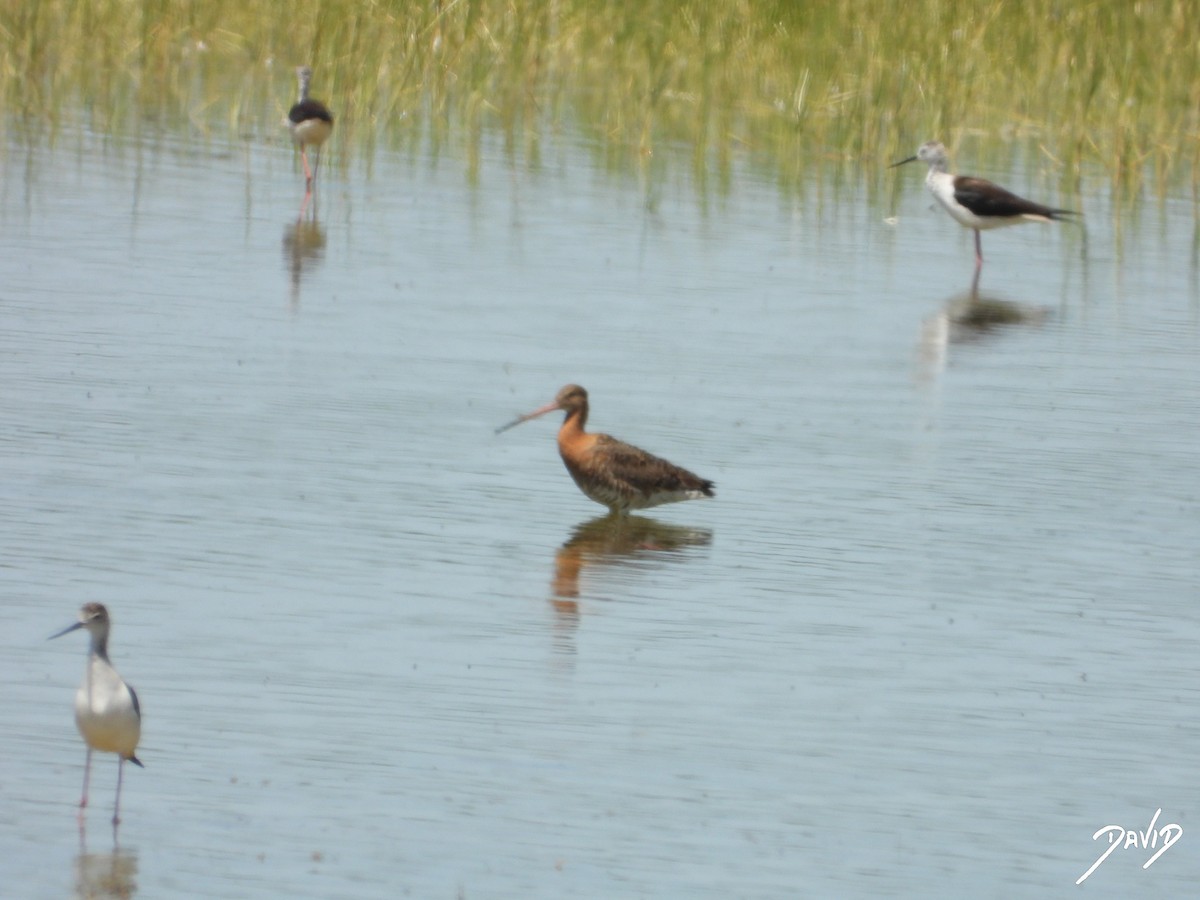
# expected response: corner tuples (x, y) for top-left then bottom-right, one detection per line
(891, 141), (1075, 274)
(50, 603), (143, 829)
(288, 66), (334, 219)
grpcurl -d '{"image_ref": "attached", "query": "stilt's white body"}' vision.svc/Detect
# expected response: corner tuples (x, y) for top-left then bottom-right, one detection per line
(289, 117), (332, 151)
(923, 168), (1056, 232)
(75, 653), (141, 759)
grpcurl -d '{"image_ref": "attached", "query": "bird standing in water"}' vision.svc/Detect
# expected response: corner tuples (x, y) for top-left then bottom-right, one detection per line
(891, 141), (1075, 273)
(496, 384), (715, 515)
(288, 66), (334, 191)
(51, 603), (143, 827)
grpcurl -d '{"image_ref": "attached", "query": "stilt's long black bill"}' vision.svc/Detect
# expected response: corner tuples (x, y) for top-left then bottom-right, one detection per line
(889, 155), (918, 168)
(48, 621), (83, 640)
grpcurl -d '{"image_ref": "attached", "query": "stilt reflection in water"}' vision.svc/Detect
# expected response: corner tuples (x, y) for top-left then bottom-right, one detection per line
(282, 218), (327, 308)
(73, 847), (138, 897)
(916, 283), (1050, 381)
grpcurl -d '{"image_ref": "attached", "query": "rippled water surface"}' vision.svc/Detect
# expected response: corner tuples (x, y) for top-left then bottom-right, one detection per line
(2, 122), (1197, 898)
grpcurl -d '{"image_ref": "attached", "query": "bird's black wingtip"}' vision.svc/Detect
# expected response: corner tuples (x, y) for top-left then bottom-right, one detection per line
(128, 755), (145, 768)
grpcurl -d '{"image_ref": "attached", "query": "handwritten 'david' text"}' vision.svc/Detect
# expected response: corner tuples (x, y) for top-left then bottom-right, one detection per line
(1076, 808), (1182, 885)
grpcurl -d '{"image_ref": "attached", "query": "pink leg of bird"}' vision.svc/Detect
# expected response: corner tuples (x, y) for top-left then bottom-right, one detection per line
(974, 230), (984, 271)
(301, 148), (314, 187)
(78, 748), (92, 825)
(112, 758), (125, 827)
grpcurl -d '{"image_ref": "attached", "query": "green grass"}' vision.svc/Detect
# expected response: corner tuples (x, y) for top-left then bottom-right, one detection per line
(2, 0), (1198, 201)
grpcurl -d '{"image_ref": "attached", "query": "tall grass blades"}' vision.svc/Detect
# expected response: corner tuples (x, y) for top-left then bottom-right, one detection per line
(1, 0), (1197, 201)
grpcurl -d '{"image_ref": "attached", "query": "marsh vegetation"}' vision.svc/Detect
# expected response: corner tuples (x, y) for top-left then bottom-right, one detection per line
(2, 0), (1198, 202)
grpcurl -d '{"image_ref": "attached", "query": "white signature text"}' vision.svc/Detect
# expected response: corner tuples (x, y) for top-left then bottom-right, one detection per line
(1077, 808), (1182, 884)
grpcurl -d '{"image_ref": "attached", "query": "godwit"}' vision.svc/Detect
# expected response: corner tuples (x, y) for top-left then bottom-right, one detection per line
(496, 384), (715, 515)
(50, 603), (143, 827)
(288, 66), (334, 190)
(891, 141), (1075, 272)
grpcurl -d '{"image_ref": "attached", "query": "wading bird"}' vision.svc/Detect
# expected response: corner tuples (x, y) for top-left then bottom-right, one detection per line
(288, 66), (334, 191)
(51, 603), (143, 827)
(891, 141), (1075, 273)
(496, 384), (715, 515)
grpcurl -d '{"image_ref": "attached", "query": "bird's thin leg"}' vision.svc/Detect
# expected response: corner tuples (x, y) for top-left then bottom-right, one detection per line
(112, 758), (124, 828)
(301, 148), (314, 187)
(311, 150), (322, 187)
(78, 748), (92, 824)
(974, 230), (984, 272)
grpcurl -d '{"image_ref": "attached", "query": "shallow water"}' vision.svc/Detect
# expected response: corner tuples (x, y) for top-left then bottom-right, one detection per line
(2, 121), (1197, 897)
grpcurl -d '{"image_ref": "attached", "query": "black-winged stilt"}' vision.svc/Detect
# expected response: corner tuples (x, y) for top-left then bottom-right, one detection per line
(50, 603), (143, 828)
(288, 66), (334, 190)
(891, 141), (1075, 272)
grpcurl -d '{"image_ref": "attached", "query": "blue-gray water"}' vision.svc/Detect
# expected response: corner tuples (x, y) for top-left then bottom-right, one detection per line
(1, 121), (1197, 898)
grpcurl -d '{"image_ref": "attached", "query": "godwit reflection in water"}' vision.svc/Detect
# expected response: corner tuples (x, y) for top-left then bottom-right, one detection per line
(282, 218), (326, 309)
(73, 847), (138, 899)
(551, 514), (713, 618)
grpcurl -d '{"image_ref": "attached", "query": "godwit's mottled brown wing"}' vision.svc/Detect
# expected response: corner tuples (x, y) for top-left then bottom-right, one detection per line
(952, 176), (1072, 220)
(583, 434), (714, 506)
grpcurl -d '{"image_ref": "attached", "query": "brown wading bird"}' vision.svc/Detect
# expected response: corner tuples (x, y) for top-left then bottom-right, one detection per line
(496, 384), (715, 515)
(288, 66), (334, 190)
